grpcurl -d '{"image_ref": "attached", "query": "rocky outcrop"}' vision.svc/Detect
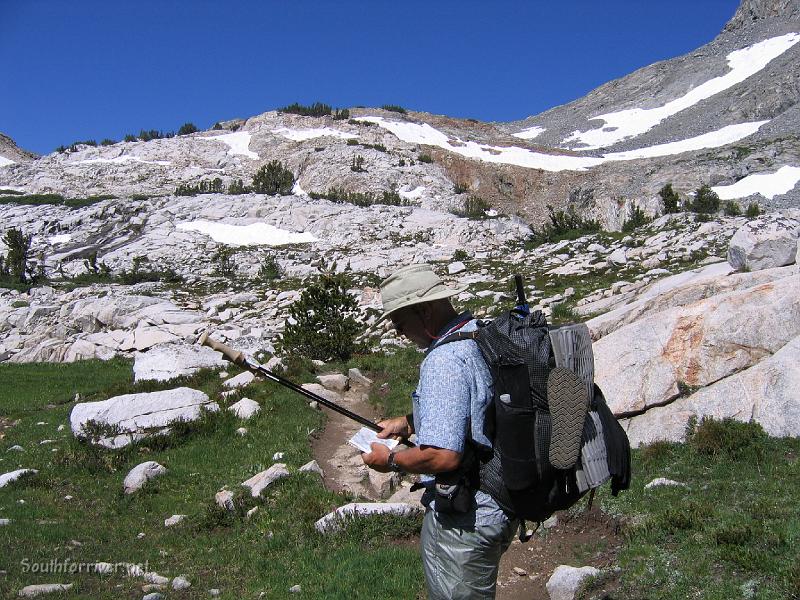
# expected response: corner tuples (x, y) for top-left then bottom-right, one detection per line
(70, 387), (216, 448)
(726, 213), (800, 270)
(314, 502), (422, 533)
(595, 272), (800, 417)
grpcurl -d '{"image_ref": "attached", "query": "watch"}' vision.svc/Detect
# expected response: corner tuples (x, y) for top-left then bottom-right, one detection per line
(387, 451), (403, 473)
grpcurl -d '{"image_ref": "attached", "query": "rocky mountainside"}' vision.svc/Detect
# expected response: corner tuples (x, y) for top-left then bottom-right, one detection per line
(0, 0), (799, 451)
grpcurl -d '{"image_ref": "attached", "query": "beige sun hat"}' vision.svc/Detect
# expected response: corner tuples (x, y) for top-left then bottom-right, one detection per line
(377, 264), (467, 324)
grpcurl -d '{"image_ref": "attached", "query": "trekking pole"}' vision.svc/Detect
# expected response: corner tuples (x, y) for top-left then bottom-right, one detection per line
(512, 273), (530, 317)
(198, 331), (391, 436)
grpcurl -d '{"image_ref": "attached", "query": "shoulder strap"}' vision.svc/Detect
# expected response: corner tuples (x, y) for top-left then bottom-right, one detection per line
(424, 331), (478, 357)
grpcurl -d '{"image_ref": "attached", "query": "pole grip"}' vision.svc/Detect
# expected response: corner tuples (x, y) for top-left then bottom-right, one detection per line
(198, 331), (246, 366)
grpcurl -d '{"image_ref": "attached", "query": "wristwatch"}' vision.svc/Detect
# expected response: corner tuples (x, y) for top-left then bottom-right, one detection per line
(387, 451), (403, 473)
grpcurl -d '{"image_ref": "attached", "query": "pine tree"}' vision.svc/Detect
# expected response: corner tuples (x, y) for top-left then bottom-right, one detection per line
(659, 184), (680, 214)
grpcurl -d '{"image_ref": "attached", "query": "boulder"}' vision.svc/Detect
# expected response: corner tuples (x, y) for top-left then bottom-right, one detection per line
(241, 463), (290, 497)
(621, 335), (800, 446)
(0, 468), (37, 488)
(595, 274), (800, 416)
(348, 368), (373, 388)
(448, 261), (466, 274)
(727, 216), (800, 272)
(546, 565), (600, 600)
(70, 387), (214, 448)
(228, 398), (261, 420)
(133, 343), (226, 382)
(123, 461), (167, 494)
(164, 514), (186, 527)
(299, 460), (324, 477)
(172, 577), (191, 591)
(315, 502), (422, 533)
(301, 383), (343, 405)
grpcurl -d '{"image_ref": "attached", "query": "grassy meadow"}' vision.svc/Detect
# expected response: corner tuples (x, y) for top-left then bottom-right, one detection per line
(1, 348), (798, 599)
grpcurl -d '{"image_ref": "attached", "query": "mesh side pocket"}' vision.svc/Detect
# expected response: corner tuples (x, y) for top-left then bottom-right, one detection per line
(495, 364), (538, 490)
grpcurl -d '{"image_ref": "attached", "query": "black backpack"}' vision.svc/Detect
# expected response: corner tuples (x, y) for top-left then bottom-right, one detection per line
(435, 292), (631, 524)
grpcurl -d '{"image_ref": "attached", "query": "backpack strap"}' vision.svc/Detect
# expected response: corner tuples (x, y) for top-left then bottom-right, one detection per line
(424, 330), (478, 357)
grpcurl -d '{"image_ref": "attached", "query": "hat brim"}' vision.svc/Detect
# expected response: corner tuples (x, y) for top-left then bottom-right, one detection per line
(375, 284), (468, 325)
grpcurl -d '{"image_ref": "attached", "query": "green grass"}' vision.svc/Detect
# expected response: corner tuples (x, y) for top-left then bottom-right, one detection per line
(0, 359), (423, 599)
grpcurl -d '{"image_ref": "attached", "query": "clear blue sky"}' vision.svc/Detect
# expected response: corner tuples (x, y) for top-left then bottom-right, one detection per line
(1, 0), (740, 155)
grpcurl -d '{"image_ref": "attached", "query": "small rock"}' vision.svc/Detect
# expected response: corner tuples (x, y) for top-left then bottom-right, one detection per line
(272, 452), (285, 461)
(209, 589), (221, 597)
(289, 585), (302, 593)
(608, 248), (627, 265)
(57, 424), (65, 431)
(143, 592), (164, 599)
(172, 576), (191, 590)
(64, 495), (73, 500)
(0, 518), (10, 526)
(144, 572), (170, 585)
(348, 368), (373, 388)
(241, 463), (290, 497)
(223, 371), (255, 389)
(236, 427), (248, 436)
(644, 477), (689, 490)
(136, 532), (146, 539)
(513, 567), (528, 576)
(448, 261), (466, 274)
(123, 461), (167, 494)
(308, 401), (319, 410)
(299, 460), (324, 477)
(543, 515), (558, 529)
(7, 445), (24, 452)
(316, 373), (349, 392)
(546, 565), (600, 600)
(18, 584), (74, 597)
(228, 398), (261, 420)
(246, 506), (259, 519)
(164, 514), (186, 527)
(215, 490), (235, 511)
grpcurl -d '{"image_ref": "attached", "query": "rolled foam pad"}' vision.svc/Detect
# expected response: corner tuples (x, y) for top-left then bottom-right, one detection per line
(547, 367), (590, 469)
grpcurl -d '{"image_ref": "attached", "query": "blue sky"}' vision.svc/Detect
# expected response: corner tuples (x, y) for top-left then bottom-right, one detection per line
(1, 0), (740, 155)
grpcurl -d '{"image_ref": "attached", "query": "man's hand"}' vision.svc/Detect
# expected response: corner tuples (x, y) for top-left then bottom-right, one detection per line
(376, 416), (410, 439)
(361, 442), (391, 472)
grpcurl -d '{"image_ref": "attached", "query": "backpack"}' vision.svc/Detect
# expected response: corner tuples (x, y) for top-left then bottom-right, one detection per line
(434, 283), (631, 525)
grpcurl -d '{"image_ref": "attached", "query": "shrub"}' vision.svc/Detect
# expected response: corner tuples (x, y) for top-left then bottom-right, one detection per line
(452, 249), (469, 261)
(723, 200), (741, 216)
(124, 134), (137, 143)
(745, 202), (761, 218)
(333, 108), (350, 120)
(136, 129), (173, 142)
(621, 203), (651, 232)
(0, 228), (33, 283)
(350, 155), (366, 172)
(451, 195), (490, 219)
(258, 252), (281, 281)
(529, 205), (602, 245)
(277, 102), (331, 117)
(417, 153), (433, 163)
(308, 187), (410, 208)
(100, 138), (115, 146)
(279, 273), (362, 361)
(178, 122), (199, 136)
(398, 159), (406, 167)
(212, 246), (237, 277)
(227, 179), (250, 195)
(689, 184), (720, 214)
(346, 138), (359, 146)
(659, 183), (680, 214)
(252, 161), (294, 196)
(453, 182), (469, 194)
(382, 105), (407, 114)
(686, 416), (769, 460)
(175, 178), (224, 196)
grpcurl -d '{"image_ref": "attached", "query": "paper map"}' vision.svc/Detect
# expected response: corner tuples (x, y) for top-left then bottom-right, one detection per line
(348, 427), (400, 454)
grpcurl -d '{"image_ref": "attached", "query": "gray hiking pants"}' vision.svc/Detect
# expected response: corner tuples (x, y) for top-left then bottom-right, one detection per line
(420, 509), (519, 600)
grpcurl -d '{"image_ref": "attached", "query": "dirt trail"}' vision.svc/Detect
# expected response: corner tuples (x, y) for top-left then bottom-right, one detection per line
(496, 506), (623, 599)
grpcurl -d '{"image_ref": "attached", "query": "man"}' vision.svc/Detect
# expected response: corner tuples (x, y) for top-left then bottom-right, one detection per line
(362, 263), (519, 600)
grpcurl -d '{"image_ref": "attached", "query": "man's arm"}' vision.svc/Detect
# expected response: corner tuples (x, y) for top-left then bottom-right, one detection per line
(362, 442), (461, 474)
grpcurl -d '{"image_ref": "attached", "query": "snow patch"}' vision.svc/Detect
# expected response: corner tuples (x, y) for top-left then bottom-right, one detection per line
(176, 220), (317, 246)
(48, 234), (72, 245)
(712, 165), (800, 200)
(0, 155), (14, 167)
(562, 32), (800, 150)
(74, 156), (172, 166)
(199, 132), (259, 160)
(399, 186), (425, 200)
(272, 127), (357, 142)
(363, 117), (768, 172)
(512, 126), (546, 140)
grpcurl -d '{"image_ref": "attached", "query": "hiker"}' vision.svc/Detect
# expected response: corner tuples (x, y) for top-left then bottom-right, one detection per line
(361, 263), (518, 600)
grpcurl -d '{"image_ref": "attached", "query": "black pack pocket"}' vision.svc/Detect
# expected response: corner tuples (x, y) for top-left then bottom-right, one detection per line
(494, 364), (538, 490)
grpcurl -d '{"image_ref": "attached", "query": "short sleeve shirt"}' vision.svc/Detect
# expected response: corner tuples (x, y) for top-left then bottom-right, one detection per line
(412, 315), (508, 526)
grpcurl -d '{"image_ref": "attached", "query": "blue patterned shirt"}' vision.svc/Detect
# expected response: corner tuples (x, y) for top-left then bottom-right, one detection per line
(412, 313), (509, 525)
